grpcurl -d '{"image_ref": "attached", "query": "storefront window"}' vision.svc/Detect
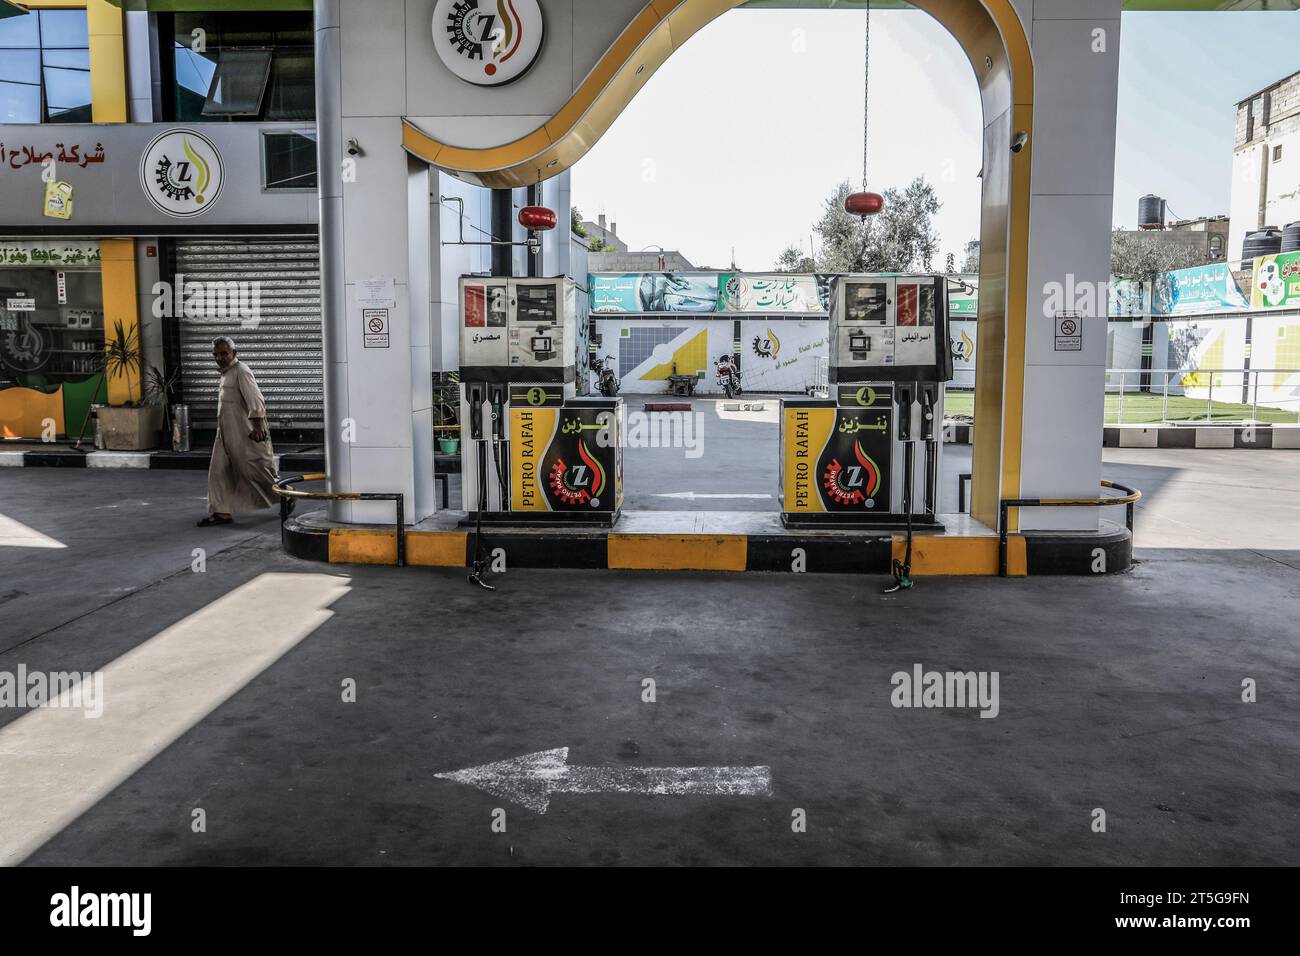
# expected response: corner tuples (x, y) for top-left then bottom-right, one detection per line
(0, 243), (104, 388)
(0, 242), (104, 440)
(166, 12), (314, 122)
(0, 9), (92, 124)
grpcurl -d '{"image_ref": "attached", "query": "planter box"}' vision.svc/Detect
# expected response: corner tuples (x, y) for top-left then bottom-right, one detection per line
(98, 405), (164, 451)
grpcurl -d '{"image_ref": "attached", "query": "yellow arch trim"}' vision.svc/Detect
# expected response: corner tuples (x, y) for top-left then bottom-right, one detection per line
(406, 0), (1031, 528)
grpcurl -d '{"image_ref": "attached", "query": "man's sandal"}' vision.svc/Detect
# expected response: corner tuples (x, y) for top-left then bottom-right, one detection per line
(197, 515), (233, 527)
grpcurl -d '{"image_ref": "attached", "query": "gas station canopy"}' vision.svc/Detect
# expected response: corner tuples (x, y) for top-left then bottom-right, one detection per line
(101, 0), (309, 10)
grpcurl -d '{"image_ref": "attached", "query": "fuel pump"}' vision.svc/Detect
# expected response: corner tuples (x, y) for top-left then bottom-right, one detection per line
(779, 274), (953, 588)
(459, 275), (624, 540)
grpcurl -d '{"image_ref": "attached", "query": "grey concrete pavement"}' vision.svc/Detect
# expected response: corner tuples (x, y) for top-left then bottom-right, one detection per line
(0, 461), (1298, 865)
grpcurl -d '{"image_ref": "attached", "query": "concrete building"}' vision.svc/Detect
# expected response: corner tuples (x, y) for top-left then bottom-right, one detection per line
(590, 249), (698, 272)
(1229, 68), (1300, 261)
(0, 1), (322, 445)
(1114, 215), (1231, 264)
(578, 213), (627, 253)
(579, 214), (697, 271)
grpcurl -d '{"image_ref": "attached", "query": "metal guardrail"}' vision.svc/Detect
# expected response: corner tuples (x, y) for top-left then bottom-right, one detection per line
(1104, 367), (1300, 425)
(958, 472), (972, 514)
(273, 473), (407, 567)
(998, 480), (1141, 578)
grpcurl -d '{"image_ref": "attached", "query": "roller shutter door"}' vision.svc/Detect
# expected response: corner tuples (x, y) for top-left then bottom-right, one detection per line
(173, 237), (322, 432)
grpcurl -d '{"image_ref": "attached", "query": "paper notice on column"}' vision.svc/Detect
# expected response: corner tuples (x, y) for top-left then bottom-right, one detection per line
(358, 276), (396, 309)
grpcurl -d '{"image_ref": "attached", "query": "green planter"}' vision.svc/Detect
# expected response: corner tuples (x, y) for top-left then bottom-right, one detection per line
(438, 437), (461, 455)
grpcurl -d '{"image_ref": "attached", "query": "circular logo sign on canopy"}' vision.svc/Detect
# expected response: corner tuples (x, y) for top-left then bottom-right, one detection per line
(433, 0), (544, 87)
(139, 129), (224, 218)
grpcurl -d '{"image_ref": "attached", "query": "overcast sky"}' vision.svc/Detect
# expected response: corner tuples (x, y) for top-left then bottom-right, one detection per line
(570, 8), (1300, 272)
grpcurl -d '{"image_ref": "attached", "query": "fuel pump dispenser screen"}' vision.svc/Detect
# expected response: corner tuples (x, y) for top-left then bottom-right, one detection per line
(516, 284), (556, 322)
(846, 282), (889, 323)
(828, 275), (951, 383)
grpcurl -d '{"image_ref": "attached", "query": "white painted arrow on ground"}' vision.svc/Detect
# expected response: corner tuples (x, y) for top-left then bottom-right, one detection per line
(435, 748), (772, 814)
(653, 492), (772, 500)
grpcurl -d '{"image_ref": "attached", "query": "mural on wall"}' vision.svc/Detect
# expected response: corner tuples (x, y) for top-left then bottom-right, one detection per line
(740, 319), (828, 393)
(592, 319), (739, 393)
(949, 319), (976, 388)
(1165, 318), (1247, 396)
(1248, 316), (1300, 411)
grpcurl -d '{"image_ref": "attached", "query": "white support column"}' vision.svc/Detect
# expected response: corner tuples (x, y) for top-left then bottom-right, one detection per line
(542, 171), (573, 280)
(315, 0), (434, 523)
(1020, 0), (1123, 531)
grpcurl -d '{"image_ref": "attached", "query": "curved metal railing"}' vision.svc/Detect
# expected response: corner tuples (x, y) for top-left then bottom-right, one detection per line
(999, 480), (1142, 577)
(273, 473), (406, 566)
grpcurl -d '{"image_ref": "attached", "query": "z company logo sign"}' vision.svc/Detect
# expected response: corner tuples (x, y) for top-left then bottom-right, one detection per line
(433, 0), (544, 87)
(139, 129), (224, 218)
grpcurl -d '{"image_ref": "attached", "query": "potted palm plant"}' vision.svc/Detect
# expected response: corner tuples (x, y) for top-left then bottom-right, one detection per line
(143, 364), (184, 450)
(434, 372), (460, 455)
(96, 321), (163, 450)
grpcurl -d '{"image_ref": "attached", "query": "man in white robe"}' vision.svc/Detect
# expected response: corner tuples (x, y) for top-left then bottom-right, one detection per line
(198, 336), (279, 526)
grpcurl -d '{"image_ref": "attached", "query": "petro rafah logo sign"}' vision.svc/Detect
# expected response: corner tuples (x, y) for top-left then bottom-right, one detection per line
(433, 0), (544, 87)
(139, 129), (224, 218)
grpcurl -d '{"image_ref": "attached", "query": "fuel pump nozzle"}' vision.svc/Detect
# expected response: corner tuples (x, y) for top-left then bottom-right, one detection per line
(489, 386), (508, 509)
(467, 384), (496, 591)
(885, 384), (917, 593)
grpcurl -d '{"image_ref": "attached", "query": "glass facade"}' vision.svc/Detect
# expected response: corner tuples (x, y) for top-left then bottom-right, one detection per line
(0, 9), (92, 124)
(167, 12), (314, 123)
(262, 129), (317, 190)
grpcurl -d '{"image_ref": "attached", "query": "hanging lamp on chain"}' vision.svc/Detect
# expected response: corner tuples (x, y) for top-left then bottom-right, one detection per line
(845, 1), (884, 218)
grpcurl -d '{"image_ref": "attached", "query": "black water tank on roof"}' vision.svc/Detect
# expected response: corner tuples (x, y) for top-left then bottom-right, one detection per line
(1243, 228), (1283, 261)
(1137, 194), (1166, 230)
(1280, 222), (1300, 254)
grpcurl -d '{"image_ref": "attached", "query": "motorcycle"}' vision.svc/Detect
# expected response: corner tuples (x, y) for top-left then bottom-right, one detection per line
(591, 354), (620, 397)
(715, 354), (742, 398)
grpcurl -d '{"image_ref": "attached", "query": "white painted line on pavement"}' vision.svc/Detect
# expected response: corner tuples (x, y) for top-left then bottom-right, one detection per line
(0, 571), (351, 866)
(654, 492), (773, 500)
(0, 513), (66, 549)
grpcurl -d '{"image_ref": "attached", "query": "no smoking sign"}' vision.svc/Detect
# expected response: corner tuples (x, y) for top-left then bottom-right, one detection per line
(363, 308), (390, 349)
(1054, 311), (1082, 352)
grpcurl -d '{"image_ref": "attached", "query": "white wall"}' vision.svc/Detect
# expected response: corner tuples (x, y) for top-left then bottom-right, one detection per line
(1019, 0), (1123, 531)
(1229, 144), (1269, 261)
(1264, 128), (1300, 234)
(432, 173), (492, 372)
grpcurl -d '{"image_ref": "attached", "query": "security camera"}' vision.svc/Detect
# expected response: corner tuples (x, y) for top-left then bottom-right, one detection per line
(346, 138), (364, 157)
(1011, 131), (1028, 153)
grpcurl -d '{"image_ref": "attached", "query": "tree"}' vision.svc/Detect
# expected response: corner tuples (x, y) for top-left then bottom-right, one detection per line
(813, 177), (941, 273)
(961, 239), (980, 274)
(587, 236), (613, 253)
(773, 244), (815, 273)
(944, 252), (956, 275)
(1110, 228), (1209, 284)
(570, 207), (588, 238)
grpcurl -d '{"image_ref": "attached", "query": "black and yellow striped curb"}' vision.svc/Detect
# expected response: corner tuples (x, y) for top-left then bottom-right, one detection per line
(282, 519), (1132, 577)
(1103, 424), (1300, 449)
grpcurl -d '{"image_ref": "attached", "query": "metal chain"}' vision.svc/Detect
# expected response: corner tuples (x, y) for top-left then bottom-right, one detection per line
(862, 2), (870, 191)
